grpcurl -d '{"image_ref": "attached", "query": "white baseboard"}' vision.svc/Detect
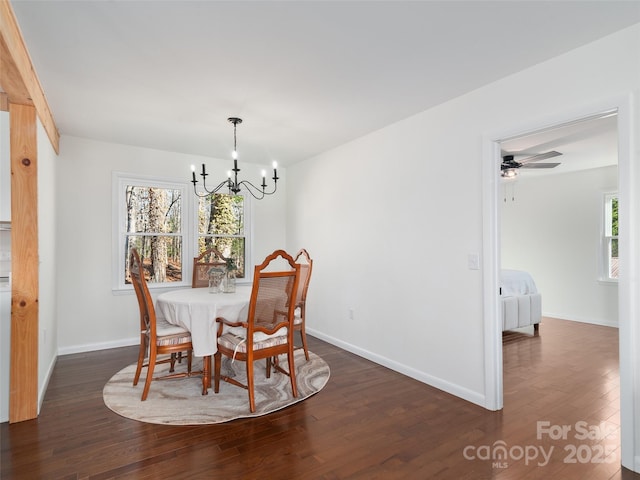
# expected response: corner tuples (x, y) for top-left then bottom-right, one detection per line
(306, 327), (486, 409)
(38, 355), (57, 415)
(542, 313), (619, 328)
(57, 337), (139, 356)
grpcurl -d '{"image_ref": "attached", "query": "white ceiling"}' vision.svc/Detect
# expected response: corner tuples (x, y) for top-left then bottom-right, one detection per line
(500, 113), (619, 178)
(10, 1), (640, 167)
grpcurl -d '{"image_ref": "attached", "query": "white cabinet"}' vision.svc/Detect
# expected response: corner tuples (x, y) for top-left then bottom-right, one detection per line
(0, 286), (9, 423)
(1, 111), (9, 222)
(0, 112), (9, 422)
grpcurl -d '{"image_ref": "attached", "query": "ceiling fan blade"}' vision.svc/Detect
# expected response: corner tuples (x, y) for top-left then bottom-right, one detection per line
(520, 162), (561, 169)
(517, 150), (562, 164)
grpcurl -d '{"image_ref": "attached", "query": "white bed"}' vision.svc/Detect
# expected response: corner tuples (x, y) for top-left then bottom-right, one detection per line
(500, 269), (542, 332)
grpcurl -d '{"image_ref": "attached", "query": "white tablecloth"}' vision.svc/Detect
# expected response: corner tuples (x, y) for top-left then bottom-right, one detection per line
(155, 285), (252, 357)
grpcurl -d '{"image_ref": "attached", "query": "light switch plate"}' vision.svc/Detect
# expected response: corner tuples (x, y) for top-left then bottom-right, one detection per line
(468, 253), (480, 270)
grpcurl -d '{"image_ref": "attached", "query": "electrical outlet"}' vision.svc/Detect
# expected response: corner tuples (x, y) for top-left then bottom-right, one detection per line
(348, 308), (355, 320)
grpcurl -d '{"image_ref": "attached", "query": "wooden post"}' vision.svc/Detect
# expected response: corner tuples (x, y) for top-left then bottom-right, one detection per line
(9, 103), (38, 422)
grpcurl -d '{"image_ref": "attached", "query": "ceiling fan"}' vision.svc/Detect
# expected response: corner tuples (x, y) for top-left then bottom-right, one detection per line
(501, 150), (562, 178)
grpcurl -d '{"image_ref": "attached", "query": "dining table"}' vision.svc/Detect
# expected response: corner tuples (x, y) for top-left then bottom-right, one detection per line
(155, 285), (253, 392)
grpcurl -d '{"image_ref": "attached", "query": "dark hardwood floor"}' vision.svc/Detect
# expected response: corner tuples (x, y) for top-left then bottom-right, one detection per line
(2, 317), (639, 479)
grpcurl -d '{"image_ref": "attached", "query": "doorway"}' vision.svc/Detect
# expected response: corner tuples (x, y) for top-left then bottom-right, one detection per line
(481, 98), (636, 471)
(500, 112), (618, 328)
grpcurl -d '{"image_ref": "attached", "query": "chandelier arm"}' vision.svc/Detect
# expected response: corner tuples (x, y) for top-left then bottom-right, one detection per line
(237, 180), (278, 200)
(192, 178), (230, 198)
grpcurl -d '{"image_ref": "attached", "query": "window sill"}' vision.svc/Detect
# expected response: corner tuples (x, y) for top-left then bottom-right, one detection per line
(111, 283), (191, 295)
(112, 280), (252, 295)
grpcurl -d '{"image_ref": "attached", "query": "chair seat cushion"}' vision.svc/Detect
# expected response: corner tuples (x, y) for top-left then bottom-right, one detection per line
(218, 328), (288, 354)
(156, 332), (192, 347)
(154, 317), (192, 346)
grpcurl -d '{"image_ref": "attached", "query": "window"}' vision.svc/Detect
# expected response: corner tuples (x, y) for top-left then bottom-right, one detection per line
(603, 193), (618, 281)
(113, 173), (250, 290)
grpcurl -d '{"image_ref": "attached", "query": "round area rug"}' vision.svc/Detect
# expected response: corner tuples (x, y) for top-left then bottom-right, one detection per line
(103, 350), (329, 425)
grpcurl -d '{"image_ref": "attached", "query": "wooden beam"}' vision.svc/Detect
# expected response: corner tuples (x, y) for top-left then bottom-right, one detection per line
(0, 0), (59, 153)
(0, 92), (8, 112)
(9, 103), (39, 423)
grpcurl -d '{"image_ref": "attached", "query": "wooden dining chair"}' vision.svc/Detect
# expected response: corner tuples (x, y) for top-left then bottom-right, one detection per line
(266, 248), (313, 375)
(292, 248), (313, 361)
(213, 249), (300, 413)
(129, 248), (203, 400)
(192, 247), (228, 288)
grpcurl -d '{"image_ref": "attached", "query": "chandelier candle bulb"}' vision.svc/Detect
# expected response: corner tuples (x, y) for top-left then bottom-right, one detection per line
(191, 165), (196, 183)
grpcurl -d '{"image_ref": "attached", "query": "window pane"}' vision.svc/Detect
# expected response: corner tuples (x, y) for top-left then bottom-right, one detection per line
(603, 194), (619, 281)
(611, 197), (618, 236)
(198, 194), (244, 235)
(609, 238), (619, 279)
(125, 235), (183, 284)
(198, 193), (246, 279)
(126, 186), (182, 234)
(198, 237), (246, 279)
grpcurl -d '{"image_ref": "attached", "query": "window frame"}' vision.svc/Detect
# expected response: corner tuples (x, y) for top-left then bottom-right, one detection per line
(601, 191), (619, 283)
(112, 172), (194, 292)
(112, 172), (252, 293)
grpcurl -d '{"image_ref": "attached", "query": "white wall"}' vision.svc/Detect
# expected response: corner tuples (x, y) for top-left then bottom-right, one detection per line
(0, 111), (9, 222)
(55, 136), (286, 354)
(37, 117), (58, 411)
(287, 24), (639, 413)
(502, 166), (619, 326)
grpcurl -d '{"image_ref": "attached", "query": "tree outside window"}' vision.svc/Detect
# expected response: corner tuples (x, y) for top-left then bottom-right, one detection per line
(604, 194), (618, 280)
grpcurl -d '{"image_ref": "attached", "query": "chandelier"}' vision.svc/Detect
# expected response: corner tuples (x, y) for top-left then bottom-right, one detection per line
(191, 117), (278, 199)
